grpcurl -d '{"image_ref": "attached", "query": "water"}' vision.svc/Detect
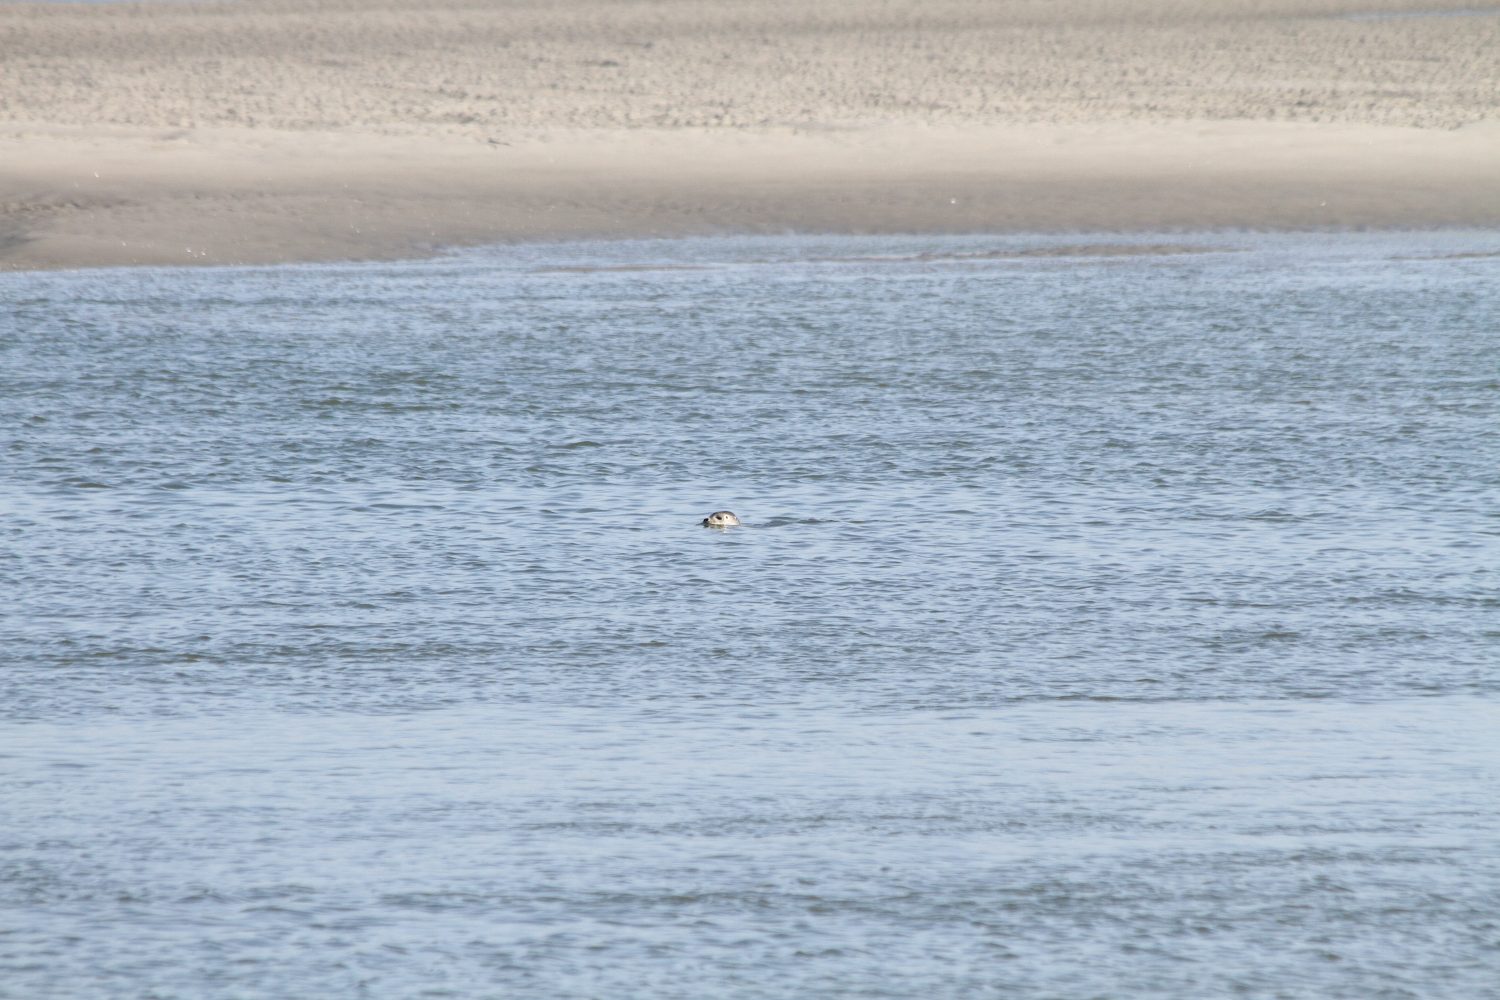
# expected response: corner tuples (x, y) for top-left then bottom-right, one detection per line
(3, 232), (1498, 998)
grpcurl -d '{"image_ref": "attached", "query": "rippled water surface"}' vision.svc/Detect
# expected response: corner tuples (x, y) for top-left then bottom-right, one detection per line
(3, 232), (1498, 998)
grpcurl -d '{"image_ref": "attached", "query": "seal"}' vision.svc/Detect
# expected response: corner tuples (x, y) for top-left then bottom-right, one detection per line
(701, 510), (741, 528)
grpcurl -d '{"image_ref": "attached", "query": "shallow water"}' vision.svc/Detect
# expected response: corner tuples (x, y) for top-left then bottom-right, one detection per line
(3, 232), (1498, 997)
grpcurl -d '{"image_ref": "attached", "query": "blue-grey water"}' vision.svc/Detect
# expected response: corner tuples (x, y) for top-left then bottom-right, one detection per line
(3, 232), (1498, 999)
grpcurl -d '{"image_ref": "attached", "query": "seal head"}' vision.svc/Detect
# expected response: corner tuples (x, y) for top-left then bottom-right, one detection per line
(701, 510), (741, 528)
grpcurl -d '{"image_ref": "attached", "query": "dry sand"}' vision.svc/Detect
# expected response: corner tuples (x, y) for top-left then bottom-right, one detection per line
(2, 0), (1498, 270)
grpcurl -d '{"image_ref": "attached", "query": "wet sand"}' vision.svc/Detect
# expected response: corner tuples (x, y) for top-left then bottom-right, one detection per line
(2, 0), (1497, 270)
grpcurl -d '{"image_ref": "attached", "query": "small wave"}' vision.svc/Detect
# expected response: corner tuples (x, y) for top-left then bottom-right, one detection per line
(532, 263), (711, 274)
(810, 243), (1233, 264)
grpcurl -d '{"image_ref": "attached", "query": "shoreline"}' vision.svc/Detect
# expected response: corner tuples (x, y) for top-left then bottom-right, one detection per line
(4, 121), (1499, 271)
(3, 0), (1497, 271)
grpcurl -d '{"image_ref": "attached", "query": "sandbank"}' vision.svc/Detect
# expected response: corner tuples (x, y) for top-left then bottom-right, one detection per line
(2, 0), (1497, 270)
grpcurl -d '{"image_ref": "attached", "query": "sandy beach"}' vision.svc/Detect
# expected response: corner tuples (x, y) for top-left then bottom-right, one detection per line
(2, 0), (1497, 270)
